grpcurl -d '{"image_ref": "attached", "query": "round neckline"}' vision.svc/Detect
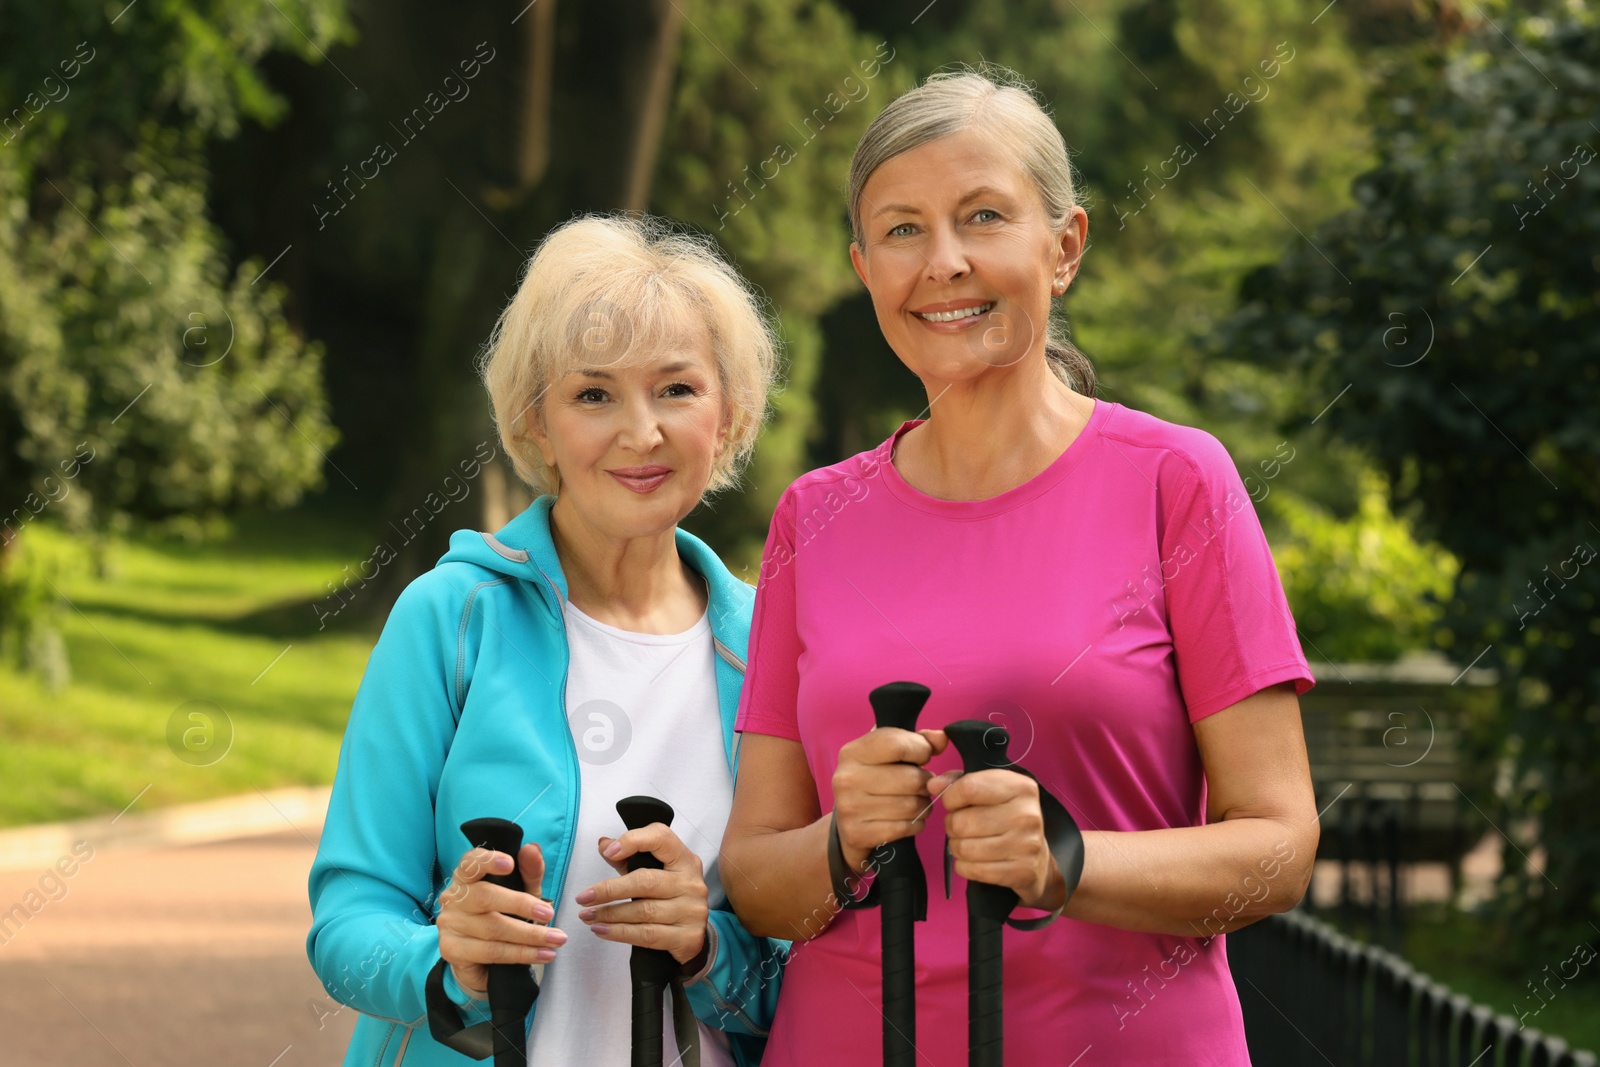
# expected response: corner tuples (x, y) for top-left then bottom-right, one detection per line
(878, 399), (1111, 518)
(563, 598), (710, 644)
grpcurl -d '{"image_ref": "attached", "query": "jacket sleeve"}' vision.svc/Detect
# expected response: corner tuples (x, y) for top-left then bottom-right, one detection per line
(682, 908), (790, 1036)
(305, 569), (493, 1028)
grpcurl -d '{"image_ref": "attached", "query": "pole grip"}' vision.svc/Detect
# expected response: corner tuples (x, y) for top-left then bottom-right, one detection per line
(616, 796), (676, 1067)
(943, 721), (1019, 1067)
(867, 681), (932, 890)
(616, 796), (675, 871)
(869, 680), (929, 734)
(461, 817), (528, 893)
(459, 818), (538, 1067)
(868, 681), (931, 1067)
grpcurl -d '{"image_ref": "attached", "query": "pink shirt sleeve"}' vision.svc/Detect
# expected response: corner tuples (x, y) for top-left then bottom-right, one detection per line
(1158, 432), (1315, 722)
(735, 486), (803, 740)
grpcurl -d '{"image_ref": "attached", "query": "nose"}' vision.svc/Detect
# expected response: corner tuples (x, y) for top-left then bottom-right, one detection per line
(617, 391), (665, 455)
(923, 222), (970, 285)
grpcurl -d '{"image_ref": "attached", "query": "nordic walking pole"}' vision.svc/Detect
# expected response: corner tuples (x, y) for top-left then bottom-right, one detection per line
(616, 796), (677, 1067)
(868, 680), (933, 1067)
(459, 818), (540, 1067)
(942, 722), (1018, 1067)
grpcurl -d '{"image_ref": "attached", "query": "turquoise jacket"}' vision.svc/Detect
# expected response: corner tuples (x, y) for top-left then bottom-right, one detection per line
(307, 496), (787, 1066)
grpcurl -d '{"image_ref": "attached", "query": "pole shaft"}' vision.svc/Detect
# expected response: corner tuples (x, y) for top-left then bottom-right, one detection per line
(880, 874), (918, 1065)
(967, 903), (1005, 1066)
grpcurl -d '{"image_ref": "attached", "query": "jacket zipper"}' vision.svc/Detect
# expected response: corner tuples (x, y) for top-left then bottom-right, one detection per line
(529, 566), (582, 1046)
(366, 542), (748, 1064)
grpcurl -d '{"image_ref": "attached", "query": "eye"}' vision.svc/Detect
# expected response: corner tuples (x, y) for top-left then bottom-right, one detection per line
(662, 381), (699, 398)
(575, 386), (608, 404)
(887, 222), (917, 238)
(971, 208), (1001, 223)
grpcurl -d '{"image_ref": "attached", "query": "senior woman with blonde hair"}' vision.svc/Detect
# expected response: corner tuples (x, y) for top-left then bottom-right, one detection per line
(722, 67), (1319, 1065)
(308, 213), (786, 1067)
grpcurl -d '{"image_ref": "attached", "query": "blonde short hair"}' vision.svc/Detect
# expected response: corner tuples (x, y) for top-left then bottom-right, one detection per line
(480, 213), (780, 497)
(847, 64), (1096, 395)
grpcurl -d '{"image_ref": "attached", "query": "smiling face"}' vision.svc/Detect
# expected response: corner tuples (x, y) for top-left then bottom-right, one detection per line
(528, 324), (728, 541)
(849, 126), (1086, 384)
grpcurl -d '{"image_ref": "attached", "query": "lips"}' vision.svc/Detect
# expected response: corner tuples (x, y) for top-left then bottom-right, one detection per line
(608, 467), (671, 493)
(912, 301), (995, 325)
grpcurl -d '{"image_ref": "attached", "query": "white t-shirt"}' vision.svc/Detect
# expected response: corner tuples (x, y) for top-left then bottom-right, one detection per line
(526, 597), (737, 1067)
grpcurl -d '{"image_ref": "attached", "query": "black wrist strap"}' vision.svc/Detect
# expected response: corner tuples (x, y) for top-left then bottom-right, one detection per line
(1004, 768), (1084, 932)
(827, 811), (880, 909)
(670, 975), (702, 1067)
(426, 957), (500, 1060)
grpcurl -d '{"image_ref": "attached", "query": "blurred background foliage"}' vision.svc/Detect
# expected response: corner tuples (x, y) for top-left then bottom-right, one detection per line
(0, 0), (1592, 973)
(1219, 0), (1600, 948)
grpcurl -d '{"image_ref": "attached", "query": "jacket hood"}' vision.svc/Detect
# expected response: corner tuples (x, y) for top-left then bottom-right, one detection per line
(435, 495), (754, 656)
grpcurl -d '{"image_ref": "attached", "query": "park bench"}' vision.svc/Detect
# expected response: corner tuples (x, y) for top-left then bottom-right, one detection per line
(1295, 654), (1498, 939)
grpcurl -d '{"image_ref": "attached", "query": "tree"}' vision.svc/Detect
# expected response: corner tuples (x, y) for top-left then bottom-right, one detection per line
(1267, 468), (1458, 661)
(0, 0), (347, 650)
(1221, 2), (1600, 950)
(190, 0), (908, 608)
(213, 0), (739, 605)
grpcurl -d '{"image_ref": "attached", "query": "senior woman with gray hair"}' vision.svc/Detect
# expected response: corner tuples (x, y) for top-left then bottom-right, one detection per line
(308, 214), (786, 1067)
(722, 67), (1318, 1066)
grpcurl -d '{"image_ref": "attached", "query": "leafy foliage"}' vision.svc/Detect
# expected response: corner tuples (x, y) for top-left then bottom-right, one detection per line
(1269, 468), (1458, 662)
(1220, 3), (1600, 946)
(3, 135), (336, 524)
(0, 0), (349, 663)
(0, 0), (353, 154)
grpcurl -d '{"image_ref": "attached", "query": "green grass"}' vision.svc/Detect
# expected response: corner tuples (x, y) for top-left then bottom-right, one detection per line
(0, 509), (385, 828)
(1331, 905), (1600, 1055)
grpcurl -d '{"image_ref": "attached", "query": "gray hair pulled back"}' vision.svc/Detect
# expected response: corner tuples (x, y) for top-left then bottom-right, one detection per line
(847, 64), (1096, 396)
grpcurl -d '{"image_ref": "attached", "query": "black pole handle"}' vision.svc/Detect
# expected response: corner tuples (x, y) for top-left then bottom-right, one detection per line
(462, 817), (528, 892)
(868, 681), (932, 1067)
(459, 818), (538, 1067)
(943, 721), (1017, 1067)
(870, 680), (930, 734)
(616, 796), (676, 1067)
(617, 795), (676, 852)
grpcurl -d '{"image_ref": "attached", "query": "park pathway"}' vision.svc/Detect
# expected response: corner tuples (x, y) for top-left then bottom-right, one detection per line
(0, 786), (1506, 1067)
(0, 828), (357, 1067)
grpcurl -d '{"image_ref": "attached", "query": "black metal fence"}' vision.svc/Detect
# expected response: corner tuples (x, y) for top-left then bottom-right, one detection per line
(1230, 909), (1597, 1067)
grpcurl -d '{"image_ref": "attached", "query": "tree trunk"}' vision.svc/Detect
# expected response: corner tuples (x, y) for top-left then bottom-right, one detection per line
(618, 0), (686, 211)
(370, 0), (688, 612)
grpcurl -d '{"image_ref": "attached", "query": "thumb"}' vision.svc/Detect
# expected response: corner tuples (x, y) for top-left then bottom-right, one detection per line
(519, 841), (546, 899)
(598, 836), (628, 876)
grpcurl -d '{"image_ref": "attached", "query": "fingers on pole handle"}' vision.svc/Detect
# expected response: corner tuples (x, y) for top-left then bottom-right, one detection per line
(616, 796), (674, 874)
(618, 797), (676, 1065)
(942, 721), (1022, 921)
(869, 682), (932, 891)
(461, 817), (526, 893)
(457, 817), (539, 1064)
(869, 680), (931, 733)
(870, 684), (929, 1067)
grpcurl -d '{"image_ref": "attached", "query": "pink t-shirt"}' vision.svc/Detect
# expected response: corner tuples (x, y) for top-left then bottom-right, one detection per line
(734, 399), (1314, 1066)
